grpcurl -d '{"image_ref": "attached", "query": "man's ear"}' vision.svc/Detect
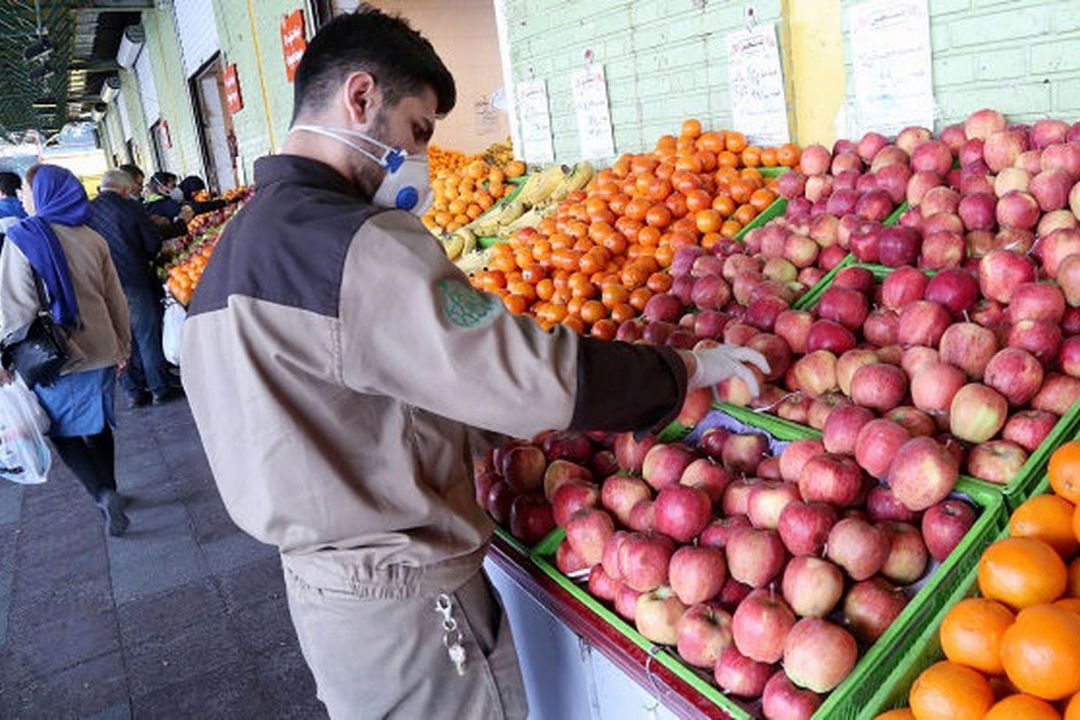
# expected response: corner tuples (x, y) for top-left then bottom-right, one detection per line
(342, 71), (380, 127)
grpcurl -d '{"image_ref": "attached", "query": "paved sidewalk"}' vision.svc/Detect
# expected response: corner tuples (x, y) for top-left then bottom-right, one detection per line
(0, 398), (327, 719)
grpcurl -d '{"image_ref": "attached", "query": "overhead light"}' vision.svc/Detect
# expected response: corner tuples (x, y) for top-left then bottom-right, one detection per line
(28, 64), (54, 83)
(32, 98), (57, 109)
(24, 36), (53, 63)
(100, 75), (121, 103)
(116, 25), (144, 69)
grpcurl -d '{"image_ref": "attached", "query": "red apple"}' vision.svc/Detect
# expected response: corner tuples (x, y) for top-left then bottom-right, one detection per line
(920, 231), (965, 270)
(902, 346), (941, 378)
(863, 307), (900, 347)
(938, 323), (998, 381)
(602, 531), (630, 579)
(732, 588), (796, 664)
(726, 527), (788, 588)
(722, 478), (761, 516)
(676, 603), (734, 669)
(680, 457), (732, 506)
(950, 383), (1008, 443)
(922, 499), (976, 562)
(966, 108), (1007, 140)
(1010, 282), (1066, 325)
(542, 431), (593, 464)
(1003, 409), (1059, 452)
(792, 350), (840, 397)
(775, 309), (814, 354)
(715, 646), (775, 698)
(654, 485), (711, 543)
(898, 301), (951, 348)
(798, 453), (865, 507)
(984, 347), (1044, 406)
(979, 249), (1037, 304)
(817, 287), (869, 332)
(823, 404), (875, 455)
(543, 460), (594, 501)
(779, 439), (825, 484)
(566, 507), (616, 565)
(553, 481), (601, 528)
(669, 546), (728, 605)
(886, 266), (932, 310)
(588, 565), (621, 601)
(748, 481), (803, 531)
(842, 578), (908, 643)
(965, 439), (1028, 485)
(627, 499), (656, 532)
(783, 618), (858, 693)
(601, 475), (652, 527)
(910, 361), (966, 415)
(777, 501), (838, 556)
(700, 515), (752, 550)
(635, 585), (687, 645)
(1032, 372), (1080, 415)
(620, 532), (676, 592)
(888, 436), (960, 511)
(556, 538), (590, 575)
(827, 518), (889, 581)
(850, 363), (908, 412)
(507, 493), (554, 545)
(985, 129), (1028, 172)
(591, 450), (619, 478)
(806, 319), (857, 356)
(867, 485), (920, 524)
(763, 671), (822, 720)
(1007, 319), (1062, 365)
(642, 443), (696, 491)
(614, 432), (657, 473)
(722, 433), (769, 475)
(503, 445), (547, 492)
(879, 521), (929, 584)
(748, 333), (793, 382)
(486, 481), (516, 524)
(836, 349), (881, 397)
(855, 419), (912, 479)
(782, 555), (844, 618)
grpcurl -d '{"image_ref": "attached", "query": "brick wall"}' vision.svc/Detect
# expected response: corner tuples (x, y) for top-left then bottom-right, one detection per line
(503, 0), (783, 162)
(840, 0), (1080, 132)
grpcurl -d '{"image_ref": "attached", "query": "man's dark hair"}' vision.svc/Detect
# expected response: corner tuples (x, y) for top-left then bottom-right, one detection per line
(151, 171), (177, 188)
(291, 7), (455, 123)
(0, 172), (21, 197)
(119, 163), (144, 183)
(179, 175), (206, 201)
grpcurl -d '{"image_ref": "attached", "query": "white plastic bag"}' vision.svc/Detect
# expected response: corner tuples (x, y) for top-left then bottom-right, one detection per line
(0, 375), (51, 484)
(162, 300), (186, 366)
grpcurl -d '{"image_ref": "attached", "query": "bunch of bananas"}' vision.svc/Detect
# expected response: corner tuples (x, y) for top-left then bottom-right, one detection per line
(441, 227), (477, 262)
(483, 139), (515, 167)
(469, 162), (595, 239)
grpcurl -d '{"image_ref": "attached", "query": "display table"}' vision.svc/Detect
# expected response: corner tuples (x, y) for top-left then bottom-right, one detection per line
(485, 535), (730, 720)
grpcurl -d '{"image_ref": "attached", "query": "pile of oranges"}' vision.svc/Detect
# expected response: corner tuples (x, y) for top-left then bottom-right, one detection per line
(424, 149), (527, 235)
(164, 190), (253, 306)
(166, 244), (212, 306)
(878, 442), (1080, 720)
(468, 119), (801, 335)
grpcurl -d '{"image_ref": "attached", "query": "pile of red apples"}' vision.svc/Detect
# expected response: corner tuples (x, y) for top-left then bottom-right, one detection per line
(513, 426), (978, 719)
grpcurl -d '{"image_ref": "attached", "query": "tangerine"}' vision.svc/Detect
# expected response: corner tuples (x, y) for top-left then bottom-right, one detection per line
(681, 118), (702, 138)
(591, 318), (617, 340)
(1056, 597), (1080, 615)
(873, 711), (914, 720)
(1010, 494), (1079, 558)
(983, 694), (1062, 720)
(1070, 558), (1080, 597)
(1067, 693), (1080, 720)
(978, 537), (1068, 609)
(1000, 604), (1080, 700)
(1050, 441), (1080, 504)
(940, 597), (1015, 675)
(909, 661), (995, 720)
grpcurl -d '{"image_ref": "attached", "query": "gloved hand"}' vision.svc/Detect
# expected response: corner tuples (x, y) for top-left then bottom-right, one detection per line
(684, 345), (770, 397)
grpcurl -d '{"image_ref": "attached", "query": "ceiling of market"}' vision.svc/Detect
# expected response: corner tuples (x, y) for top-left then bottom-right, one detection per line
(0, 0), (147, 142)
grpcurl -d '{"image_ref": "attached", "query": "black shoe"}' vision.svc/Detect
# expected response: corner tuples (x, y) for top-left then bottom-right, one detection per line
(152, 387), (184, 405)
(99, 491), (130, 537)
(126, 392), (151, 409)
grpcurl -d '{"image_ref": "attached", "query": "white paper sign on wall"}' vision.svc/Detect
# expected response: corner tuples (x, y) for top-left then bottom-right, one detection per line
(726, 24), (791, 146)
(571, 64), (616, 161)
(516, 79), (555, 164)
(848, 0), (935, 136)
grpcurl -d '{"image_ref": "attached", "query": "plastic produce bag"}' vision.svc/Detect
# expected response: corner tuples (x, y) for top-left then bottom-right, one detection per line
(0, 375), (51, 484)
(162, 300), (186, 366)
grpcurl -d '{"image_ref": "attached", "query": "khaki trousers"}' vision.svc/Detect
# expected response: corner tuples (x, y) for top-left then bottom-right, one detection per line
(283, 561), (529, 720)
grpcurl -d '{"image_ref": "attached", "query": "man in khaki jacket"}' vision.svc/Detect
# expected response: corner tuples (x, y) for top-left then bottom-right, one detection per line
(182, 9), (764, 720)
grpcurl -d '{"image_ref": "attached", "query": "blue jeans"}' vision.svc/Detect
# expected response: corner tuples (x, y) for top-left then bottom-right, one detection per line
(121, 285), (170, 397)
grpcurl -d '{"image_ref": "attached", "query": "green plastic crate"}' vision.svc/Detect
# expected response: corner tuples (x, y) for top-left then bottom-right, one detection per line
(494, 525), (533, 556)
(712, 401), (822, 441)
(474, 176), (530, 248)
(883, 201), (910, 226)
(734, 197), (788, 242)
(759, 166), (791, 179)
(528, 472), (1006, 720)
(657, 421), (693, 444)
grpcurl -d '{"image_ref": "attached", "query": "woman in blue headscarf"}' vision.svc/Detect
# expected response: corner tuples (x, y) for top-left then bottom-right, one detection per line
(0, 164), (133, 536)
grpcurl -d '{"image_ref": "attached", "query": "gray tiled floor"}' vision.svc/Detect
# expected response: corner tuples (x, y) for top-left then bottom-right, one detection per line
(0, 398), (327, 719)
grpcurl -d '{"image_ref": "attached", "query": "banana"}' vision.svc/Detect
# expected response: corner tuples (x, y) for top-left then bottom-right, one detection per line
(455, 248), (494, 275)
(517, 164), (568, 206)
(442, 234), (465, 261)
(458, 228), (477, 256)
(501, 206), (547, 235)
(567, 161), (595, 191)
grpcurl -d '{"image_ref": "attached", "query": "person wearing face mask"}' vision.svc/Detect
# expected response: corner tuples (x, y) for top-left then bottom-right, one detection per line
(180, 9), (767, 720)
(143, 171), (192, 241)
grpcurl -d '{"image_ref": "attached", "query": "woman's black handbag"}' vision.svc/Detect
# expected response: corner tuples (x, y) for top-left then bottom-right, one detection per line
(2, 273), (70, 388)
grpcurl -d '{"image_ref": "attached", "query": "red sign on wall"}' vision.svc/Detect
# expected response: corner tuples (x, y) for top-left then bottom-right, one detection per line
(280, 9), (307, 83)
(224, 63), (243, 114)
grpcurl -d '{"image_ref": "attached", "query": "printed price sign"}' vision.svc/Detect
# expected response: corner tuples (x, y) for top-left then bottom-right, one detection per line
(571, 64), (615, 160)
(516, 79), (554, 163)
(727, 24), (790, 146)
(848, 0), (934, 135)
(224, 63), (243, 114)
(280, 9), (307, 83)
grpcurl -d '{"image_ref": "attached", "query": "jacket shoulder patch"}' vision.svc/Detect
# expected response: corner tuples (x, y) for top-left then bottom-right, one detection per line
(438, 279), (502, 328)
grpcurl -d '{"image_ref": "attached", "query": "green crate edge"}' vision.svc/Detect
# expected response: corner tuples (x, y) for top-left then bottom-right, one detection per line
(759, 166), (791, 179)
(493, 525), (534, 556)
(734, 197), (788, 242)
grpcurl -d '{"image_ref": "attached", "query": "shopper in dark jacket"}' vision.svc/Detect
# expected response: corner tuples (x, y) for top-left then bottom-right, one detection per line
(0, 171), (28, 235)
(88, 169), (179, 407)
(179, 175), (228, 215)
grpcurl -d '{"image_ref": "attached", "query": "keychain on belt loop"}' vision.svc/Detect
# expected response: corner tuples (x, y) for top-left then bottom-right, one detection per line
(435, 592), (467, 676)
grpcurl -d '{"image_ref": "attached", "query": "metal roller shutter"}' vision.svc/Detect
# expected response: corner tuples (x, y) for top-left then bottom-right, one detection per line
(173, 0), (221, 78)
(117, 81), (133, 141)
(134, 47), (159, 126)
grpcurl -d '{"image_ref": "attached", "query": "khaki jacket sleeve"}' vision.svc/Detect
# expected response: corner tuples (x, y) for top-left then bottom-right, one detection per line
(99, 243), (132, 359)
(337, 212), (687, 439)
(0, 241), (41, 343)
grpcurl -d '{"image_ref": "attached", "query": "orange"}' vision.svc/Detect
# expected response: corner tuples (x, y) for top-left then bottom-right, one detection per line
(978, 538), (1068, 609)
(909, 661), (995, 720)
(874, 710), (914, 720)
(1000, 604), (1080, 700)
(1010, 495), (1079, 558)
(1050, 441), (1080, 504)
(983, 694), (1061, 720)
(1075, 503), (1080, 546)
(1067, 693), (1080, 720)
(1056, 597), (1080, 615)
(681, 118), (702, 138)
(940, 597), (1015, 675)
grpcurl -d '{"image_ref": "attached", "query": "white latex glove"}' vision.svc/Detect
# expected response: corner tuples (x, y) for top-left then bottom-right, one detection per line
(684, 345), (770, 397)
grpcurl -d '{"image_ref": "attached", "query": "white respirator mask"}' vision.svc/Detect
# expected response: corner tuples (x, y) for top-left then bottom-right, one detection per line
(290, 124), (433, 215)
(168, 187), (184, 202)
